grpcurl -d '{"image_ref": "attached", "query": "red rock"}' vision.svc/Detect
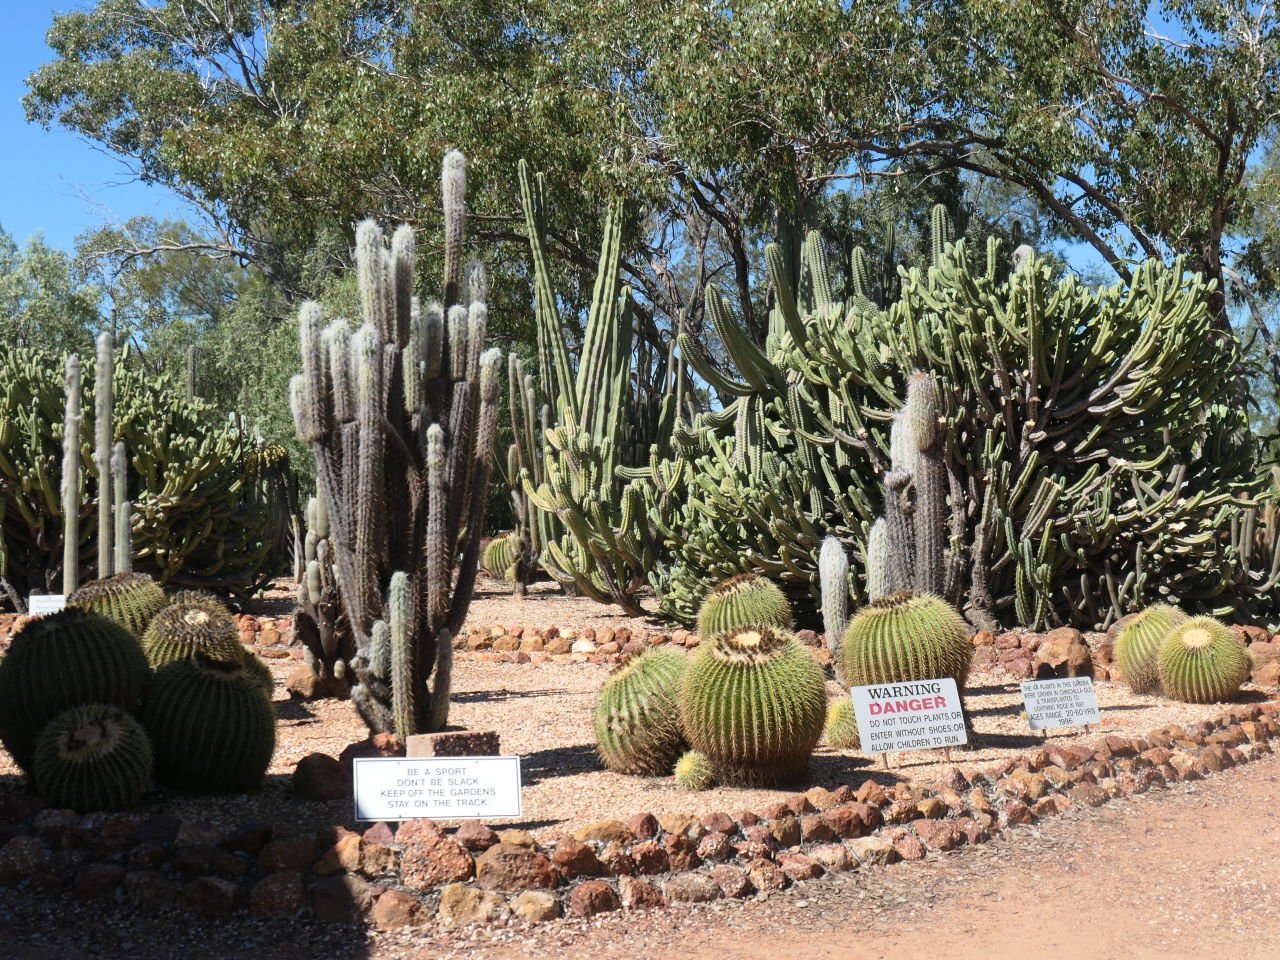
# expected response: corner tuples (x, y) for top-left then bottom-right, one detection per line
(629, 840), (670, 875)
(454, 822), (499, 852)
(183, 876), (238, 917)
(799, 814), (837, 844)
(551, 836), (605, 879)
(373, 889), (425, 928)
(701, 811), (735, 834)
(709, 864), (755, 898)
(292, 753), (350, 801)
(475, 843), (557, 892)
(310, 874), (374, 922)
(1033, 627), (1093, 678)
(599, 842), (634, 876)
(220, 821), (272, 856)
(887, 829), (926, 861)
(662, 834), (701, 872)
(665, 872), (722, 902)
(258, 835), (315, 873)
(400, 822), (475, 888)
(735, 809), (762, 828)
(618, 875), (665, 909)
(626, 812), (660, 839)
(567, 879), (621, 917)
(776, 851), (822, 882)
(746, 858), (787, 891)
(741, 823), (777, 850)
(251, 870), (304, 917)
(696, 832), (733, 862)
(363, 821), (395, 844)
(1004, 799), (1033, 825)
(760, 801), (791, 820)
(913, 819), (963, 851)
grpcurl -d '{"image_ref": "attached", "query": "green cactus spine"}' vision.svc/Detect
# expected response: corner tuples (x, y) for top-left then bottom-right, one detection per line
(95, 331), (115, 578)
(68, 571), (165, 638)
(141, 592), (243, 669)
(1157, 616), (1251, 704)
(143, 653), (276, 791)
(679, 625), (826, 786)
(823, 697), (861, 750)
(673, 750), (715, 791)
(696, 573), (793, 640)
(111, 440), (131, 574)
(594, 647), (688, 775)
(1114, 604), (1187, 694)
(61, 354), (82, 595)
(33, 703), (153, 813)
(0, 609), (150, 771)
(838, 591), (972, 689)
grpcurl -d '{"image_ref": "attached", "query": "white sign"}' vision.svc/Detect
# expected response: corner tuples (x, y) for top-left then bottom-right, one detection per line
(352, 756), (523, 822)
(850, 677), (968, 753)
(1021, 676), (1101, 731)
(27, 594), (66, 616)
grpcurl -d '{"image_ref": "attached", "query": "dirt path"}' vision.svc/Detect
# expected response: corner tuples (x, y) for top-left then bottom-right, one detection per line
(390, 755), (1280, 960)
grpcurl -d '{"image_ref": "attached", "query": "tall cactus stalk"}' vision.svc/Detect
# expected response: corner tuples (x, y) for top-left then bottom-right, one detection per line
(292, 150), (501, 737)
(818, 535), (848, 653)
(111, 441), (131, 573)
(61, 356), (82, 596)
(95, 332), (114, 577)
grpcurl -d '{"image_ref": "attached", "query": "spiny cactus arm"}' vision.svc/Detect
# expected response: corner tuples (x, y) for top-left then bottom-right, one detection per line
(818, 536), (849, 652)
(111, 441), (131, 574)
(442, 150), (467, 309)
(95, 331), (114, 577)
(353, 326), (386, 632)
(705, 285), (777, 392)
(388, 571), (415, 739)
(906, 372), (947, 594)
(678, 333), (753, 398)
(575, 195), (626, 422)
(62, 354), (83, 596)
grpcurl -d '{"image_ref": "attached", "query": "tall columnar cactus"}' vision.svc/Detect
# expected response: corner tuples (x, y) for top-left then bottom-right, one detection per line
(61, 355), (82, 596)
(695, 573), (793, 639)
(95, 332), (114, 578)
(292, 490), (352, 694)
(68, 571), (165, 638)
(292, 151), (502, 737)
(1157, 616), (1251, 704)
(1114, 603), (1188, 694)
(594, 646), (688, 775)
(33, 703), (153, 813)
(506, 353), (543, 595)
(516, 161), (678, 613)
(111, 441), (131, 574)
(0, 609), (150, 771)
(679, 624), (826, 786)
(819, 535), (850, 653)
(838, 591), (972, 689)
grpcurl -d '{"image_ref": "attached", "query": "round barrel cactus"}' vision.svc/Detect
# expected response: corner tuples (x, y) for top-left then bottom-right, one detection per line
(0, 609), (150, 771)
(482, 533), (520, 581)
(824, 697), (861, 750)
(143, 654), (277, 791)
(838, 591), (972, 689)
(141, 591), (242, 668)
(68, 572), (166, 638)
(695, 573), (793, 640)
(679, 624), (826, 786)
(595, 647), (687, 775)
(1158, 616), (1251, 704)
(241, 647), (275, 698)
(1115, 603), (1187, 694)
(33, 703), (153, 812)
(673, 750), (715, 791)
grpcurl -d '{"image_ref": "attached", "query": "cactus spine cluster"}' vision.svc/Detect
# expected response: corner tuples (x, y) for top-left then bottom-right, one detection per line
(0, 609), (150, 771)
(33, 703), (153, 813)
(679, 625), (826, 786)
(1157, 616), (1251, 704)
(695, 573), (792, 640)
(68, 571), (166, 638)
(594, 647), (688, 775)
(673, 749), (715, 791)
(1114, 604), (1188, 694)
(292, 151), (502, 737)
(838, 591), (972, 689)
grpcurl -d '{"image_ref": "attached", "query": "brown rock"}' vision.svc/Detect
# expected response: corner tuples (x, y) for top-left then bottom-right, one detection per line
(916, 797), (947, 819)
(887, 829), (926, 861)
(400, 821), (474, 888)
(361, 840), (399, 876)
(618, 875), (666, 909)
(1004, 799), (1034, 825)
(292, 753), (350, 801)
(913, 819), (963, 851)
(709, 865), (754, 898)
(700, 811), (735, 834)
(258, 835), (316, 873)
(551, 836), (605, 879)
(776, 851), (822, 882)
(73, 862), (125, 899)
(0, 835), (47, 883)
(310, 874), (374, 922)
(769, 815), (801, 848)
(626, 812), (660, 839)
(286, 666), (325, 700)
(574, 819), (634, 845)
(798, 814), (837, 844)
(250, 870), (304, 917)
(546, 637), (572, 655)
(598, 842), (634, 876)
(1033, 627), (1093, 679)
(510, 889), (561, 922)
(696, 832), (734, 862)
(665, 872), (722, 902)
(475, 843), (557, 892)
(662, 834), (701, 872)
(568, 879), (621, 917)
(181, 876), (237, 918)
(125, 869), (179, 910)
(629, 840), (670, 875)
(438, 883), (503, 926)
(809, 844), (855, 872)
(498, 828), (536, 847)
(405, 730), (500, 757)
(746, 858), (787, 892)
(657, 812), (705, 839)
(455, 822), (500, 852)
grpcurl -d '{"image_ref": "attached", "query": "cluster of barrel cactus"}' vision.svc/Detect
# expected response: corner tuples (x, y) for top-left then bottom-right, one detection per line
(0, 335), (286, 603)
(291, 151), (502, 739)
(0, 577), (276, 810)
(1114, 604), (1251, 703)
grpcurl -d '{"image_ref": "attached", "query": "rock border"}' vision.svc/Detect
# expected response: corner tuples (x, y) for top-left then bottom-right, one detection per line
(3, 701), (1278, 929)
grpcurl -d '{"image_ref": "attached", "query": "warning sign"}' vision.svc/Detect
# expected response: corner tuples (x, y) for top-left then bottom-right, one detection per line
(849, 678), (968, 753)
(1021, 676), (1101, 731)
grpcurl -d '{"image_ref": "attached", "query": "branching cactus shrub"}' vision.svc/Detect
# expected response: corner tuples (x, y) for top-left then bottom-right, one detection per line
(291, 151), (502, 738)
(292, 490), (353, 695)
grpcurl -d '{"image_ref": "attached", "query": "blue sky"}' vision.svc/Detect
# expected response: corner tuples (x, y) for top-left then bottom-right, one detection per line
(0, 4), (191, 252)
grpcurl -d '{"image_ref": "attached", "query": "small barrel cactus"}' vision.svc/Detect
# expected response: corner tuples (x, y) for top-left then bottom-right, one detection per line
(1115, 603), (1187, 694)
(143, 654), (277, 791)
(33, 703), (153, 813)
(1158, 616), (1251, 704)
(696, 573), (793, 640)
(673, 750), (716, 791)
(679, 624), (826, 786)
(824, 697), (861, 750)
(67, 572), (166, 638)
(240, 647), (276, 698)
(482, 533), (521, 581)
(141, 592), (243, 668)
(0, 609), (151, 771)
(838, 591), (972, 689)
(595, 647), (687, 775)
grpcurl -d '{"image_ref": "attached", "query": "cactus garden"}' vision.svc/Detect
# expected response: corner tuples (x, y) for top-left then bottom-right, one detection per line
(6, 0), (1280, 956)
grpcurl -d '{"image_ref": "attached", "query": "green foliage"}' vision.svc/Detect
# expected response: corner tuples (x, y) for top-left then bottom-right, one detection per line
(679, 625), (826, 786)
(673, 750), (715, 791)
(823, 698), (861, 751)
(143, 654), (276, 791)
(594, 647), (688, 776)
(1114, 604), (1189, 695)
(0, 226), (98, 354)
(0, 609), (150, 771)
(1158, 616), (1252, 704)
(0, 343), (281, 599)
(838, 592), (973, 690)
(141, 591), (242, 669)
(33, 703), (153, 813)
(68, 571), (166, 638)
(695, 573), (792, 640)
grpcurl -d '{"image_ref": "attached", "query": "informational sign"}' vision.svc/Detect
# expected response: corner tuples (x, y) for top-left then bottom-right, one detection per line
(1021, 676), (1101, 731)
(353, 756), (523, 822)
(27, 594), (66, 616)
(850, 677), (968, 753)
